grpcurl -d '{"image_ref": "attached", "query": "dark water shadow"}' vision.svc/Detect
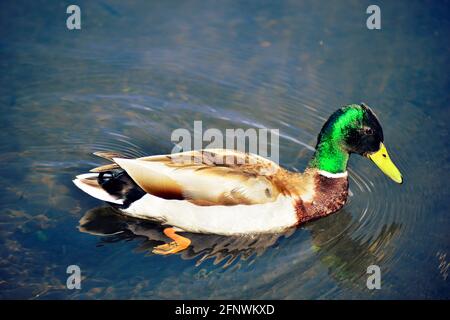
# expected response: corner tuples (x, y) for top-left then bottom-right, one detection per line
(78, 205), (401, 287)
(305, 208), (402, 290)
(78, 206), (293, 268)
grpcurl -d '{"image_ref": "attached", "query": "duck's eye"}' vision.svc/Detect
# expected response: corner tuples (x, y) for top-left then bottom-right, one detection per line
(364, 127), (374, 135)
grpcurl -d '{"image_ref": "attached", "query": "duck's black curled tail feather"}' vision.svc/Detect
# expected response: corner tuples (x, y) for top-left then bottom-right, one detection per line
(97, 170), (146, 207)
(73, 151), (146, 208)
(73, 170), (146, 208)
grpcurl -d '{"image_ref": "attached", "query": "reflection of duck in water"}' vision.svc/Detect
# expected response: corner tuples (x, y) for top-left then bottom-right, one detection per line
(79, 205), (401, 281)
(309, 209), (402, 288)
(73, 104), (402, 255)
(78, 206), (293, 267)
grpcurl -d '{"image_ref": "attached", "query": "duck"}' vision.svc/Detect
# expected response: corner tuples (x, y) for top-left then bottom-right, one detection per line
(73, 103), (402, 255)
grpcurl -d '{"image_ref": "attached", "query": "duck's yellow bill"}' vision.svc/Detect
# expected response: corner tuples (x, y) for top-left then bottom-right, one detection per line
(367, 143), (403, 184)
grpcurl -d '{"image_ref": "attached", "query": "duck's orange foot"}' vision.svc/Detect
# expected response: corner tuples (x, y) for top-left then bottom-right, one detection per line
(152, 227), (191, 255)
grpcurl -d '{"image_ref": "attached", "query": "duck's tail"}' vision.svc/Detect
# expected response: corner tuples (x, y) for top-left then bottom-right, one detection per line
(73, 152), (145, 207)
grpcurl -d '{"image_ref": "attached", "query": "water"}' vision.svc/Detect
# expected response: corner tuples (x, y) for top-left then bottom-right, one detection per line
(0, 0), (449, 299)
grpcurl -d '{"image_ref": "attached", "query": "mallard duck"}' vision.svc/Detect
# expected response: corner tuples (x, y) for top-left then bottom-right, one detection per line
(73, 103), (402, 255)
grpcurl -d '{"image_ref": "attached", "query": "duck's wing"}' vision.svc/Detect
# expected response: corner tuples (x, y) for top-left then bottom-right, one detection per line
(111, 149), (284, 205)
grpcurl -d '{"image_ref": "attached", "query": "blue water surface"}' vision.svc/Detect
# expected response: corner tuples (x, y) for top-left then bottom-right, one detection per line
(0, 0), (449, 299)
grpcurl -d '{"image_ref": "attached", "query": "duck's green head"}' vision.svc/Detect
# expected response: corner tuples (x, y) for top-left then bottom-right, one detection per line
(309, 103), (402, 183)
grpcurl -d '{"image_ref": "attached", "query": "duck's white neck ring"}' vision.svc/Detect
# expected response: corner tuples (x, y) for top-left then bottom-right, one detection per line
(317, 170), (348, 178)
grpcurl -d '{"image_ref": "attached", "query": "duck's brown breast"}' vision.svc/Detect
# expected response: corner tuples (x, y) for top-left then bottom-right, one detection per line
(295, 173), (349, 225)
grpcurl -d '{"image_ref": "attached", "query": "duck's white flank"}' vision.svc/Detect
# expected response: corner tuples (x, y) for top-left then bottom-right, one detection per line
(122, 194), (298, 235)
(317, 170), (348, 179)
